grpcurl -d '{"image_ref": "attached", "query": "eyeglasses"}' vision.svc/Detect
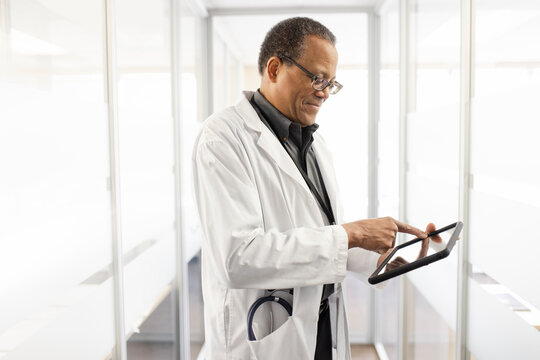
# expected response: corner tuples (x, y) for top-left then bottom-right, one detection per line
(280, 55), (343, 95)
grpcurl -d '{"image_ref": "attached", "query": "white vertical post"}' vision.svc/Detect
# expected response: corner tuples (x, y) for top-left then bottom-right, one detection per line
(398, 0), (410, 359)
(204, 16), (214, 118)
(0, 0), (11, 75)
(237, 55), (243, 102)
(223, 44), (230, 106)
(171, 0), (192, 359)
(368, 11), (381, 346)
(368, 14), (380, 223)
(0, 0), (8, 33)
(456, 0), (473, 359)
(104, 0), (127, 359)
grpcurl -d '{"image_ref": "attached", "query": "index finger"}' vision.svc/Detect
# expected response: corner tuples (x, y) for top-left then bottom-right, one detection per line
(425, 222), (442, 243)
(393, 219), (428, 239)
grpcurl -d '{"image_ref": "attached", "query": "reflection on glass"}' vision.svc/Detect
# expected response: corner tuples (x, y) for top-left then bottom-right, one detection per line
(406, 283), (456, 359)
(377, 2), (400, 357)
(376, 279), (399, 360)
(114, 0), (178, 358)
(404, 0), (460, 358)
(0, 0), (116, 357)
(345, 274), (371, 340)
(312, 13), (370, 340)
(468, 1), (540, 357)
(406, 0), (460, 227)
(470, 0), (540, 309)
(213, 34), (226, 112)
(188, 254), (205, 359)
(181, 3), (205, 358)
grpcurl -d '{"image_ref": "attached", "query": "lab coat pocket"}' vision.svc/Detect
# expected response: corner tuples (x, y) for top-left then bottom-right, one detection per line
(328, 286), (343, 351)
(328, 285), (349, 359)
(248, 316), (307, 360)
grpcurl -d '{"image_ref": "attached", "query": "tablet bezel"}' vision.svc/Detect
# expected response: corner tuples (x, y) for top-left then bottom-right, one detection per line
(368, 221), (463, 285)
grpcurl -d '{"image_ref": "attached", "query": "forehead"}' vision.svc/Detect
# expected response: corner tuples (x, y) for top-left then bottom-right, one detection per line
(298, 35), (338, 78)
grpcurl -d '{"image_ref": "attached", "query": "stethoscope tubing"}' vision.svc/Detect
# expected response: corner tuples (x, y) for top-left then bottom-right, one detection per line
(247, 295), (293, 341)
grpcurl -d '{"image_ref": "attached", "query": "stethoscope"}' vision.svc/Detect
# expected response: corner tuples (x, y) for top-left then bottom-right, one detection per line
(247, 290), (293, 341)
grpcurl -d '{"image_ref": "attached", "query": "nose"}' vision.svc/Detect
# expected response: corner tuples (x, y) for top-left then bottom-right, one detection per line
(314, 87), (330, 100)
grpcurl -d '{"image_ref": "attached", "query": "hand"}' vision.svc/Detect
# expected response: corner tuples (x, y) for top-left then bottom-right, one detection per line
(376, 222), (443, 269)
(418, 222), (442, 258)
(342, 217), (428, 254)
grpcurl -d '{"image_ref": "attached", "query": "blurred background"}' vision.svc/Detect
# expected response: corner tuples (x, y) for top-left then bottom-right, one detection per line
(0, 0), (539, 359)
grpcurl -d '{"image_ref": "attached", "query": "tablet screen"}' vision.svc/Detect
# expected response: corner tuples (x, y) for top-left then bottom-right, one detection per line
(369, 222), (463, 285)
(382, 226), (454, 272)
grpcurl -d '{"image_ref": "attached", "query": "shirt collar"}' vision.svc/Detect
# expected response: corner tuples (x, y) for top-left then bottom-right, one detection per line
(252, 90), (319, 148)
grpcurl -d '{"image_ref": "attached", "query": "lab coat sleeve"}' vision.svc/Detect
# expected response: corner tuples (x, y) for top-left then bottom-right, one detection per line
(347, 246), (388, 289)
(346, 247), (379, 280)
(193, 135), (348, 290)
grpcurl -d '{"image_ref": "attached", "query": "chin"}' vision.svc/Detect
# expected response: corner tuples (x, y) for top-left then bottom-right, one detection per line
(298, 120), (314, 127)
(297, 114), (316, 127)
(304, 117), (317, 126)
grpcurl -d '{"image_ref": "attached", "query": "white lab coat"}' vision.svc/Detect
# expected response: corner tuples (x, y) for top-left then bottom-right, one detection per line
(193, 92), (379, 360)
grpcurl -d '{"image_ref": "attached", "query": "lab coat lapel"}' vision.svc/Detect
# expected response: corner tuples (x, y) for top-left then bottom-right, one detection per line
(312, 137), (340, 224)
(236, 96), (313, 198)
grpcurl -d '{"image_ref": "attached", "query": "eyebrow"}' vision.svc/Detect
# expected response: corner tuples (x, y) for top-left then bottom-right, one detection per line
(313, 67), (336, 81)
(318, 71), (336, 81)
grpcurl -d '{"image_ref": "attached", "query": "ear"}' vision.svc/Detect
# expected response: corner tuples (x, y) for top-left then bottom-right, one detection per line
(265, 56), (282, 83)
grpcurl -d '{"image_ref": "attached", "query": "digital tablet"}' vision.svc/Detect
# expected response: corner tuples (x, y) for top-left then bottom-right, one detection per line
(368, 221), (463, 285)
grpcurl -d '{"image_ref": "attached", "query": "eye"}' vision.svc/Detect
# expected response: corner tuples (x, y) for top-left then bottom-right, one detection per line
(313, 77), (327, 87)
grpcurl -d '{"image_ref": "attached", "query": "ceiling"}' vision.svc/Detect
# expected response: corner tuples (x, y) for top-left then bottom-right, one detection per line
(213, 13), (370, 66)
(202, 0), (381, 9)
(199, 0), (381, 67)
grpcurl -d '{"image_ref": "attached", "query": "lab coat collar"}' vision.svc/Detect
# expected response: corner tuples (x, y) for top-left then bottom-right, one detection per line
(236, 91), (340, 224)
(238, 92), (311, 195)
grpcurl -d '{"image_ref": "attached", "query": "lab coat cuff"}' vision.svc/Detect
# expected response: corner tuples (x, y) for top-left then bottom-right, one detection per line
(333, 225), (349, 278)
(366, 251), (379, 273)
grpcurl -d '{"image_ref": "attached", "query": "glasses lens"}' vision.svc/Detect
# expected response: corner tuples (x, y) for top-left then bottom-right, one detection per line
(328, 84), (339, 95)
(329, 82), (342, 95)
(312, 77), (327, 91)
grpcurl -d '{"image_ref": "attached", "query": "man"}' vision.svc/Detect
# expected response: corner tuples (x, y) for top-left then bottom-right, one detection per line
(193, 17), (436, 359)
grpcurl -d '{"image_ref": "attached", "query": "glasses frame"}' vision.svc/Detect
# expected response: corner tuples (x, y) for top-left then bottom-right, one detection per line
(279, 55), (343, 95)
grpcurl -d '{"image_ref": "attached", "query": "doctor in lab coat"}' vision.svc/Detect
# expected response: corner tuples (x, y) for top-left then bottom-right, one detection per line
(193, 17), (432, 360)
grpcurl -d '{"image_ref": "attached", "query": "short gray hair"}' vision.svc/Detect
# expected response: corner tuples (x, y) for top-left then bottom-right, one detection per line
(257, 17), (336, 75)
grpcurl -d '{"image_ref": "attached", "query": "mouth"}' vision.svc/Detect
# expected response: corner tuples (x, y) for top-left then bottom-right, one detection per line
(305, 102), (323, 111)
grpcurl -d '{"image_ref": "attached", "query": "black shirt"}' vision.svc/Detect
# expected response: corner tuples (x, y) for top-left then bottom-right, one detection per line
(252, 90), (333, 226)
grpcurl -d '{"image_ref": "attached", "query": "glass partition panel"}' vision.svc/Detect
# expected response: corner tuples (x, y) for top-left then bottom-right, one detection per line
(212, 33), (226, 112)
(376, 279), (399, 360)
(180, 2), (204, 357)
(313, 13), (371, 341)
(0, 0), (115, 357)
(227, 50), (241, 106)
(114, 0), (178, 357)
(467, 278), (540, 359)
(468, 1), (540, 355)
(470, 0), (540, 311)
(404, 0), (461, 357)
(405, 282), (455, 359)
(316, 13), (369, 222)
(180, 2), (203, 263)
(378, 0), (400, 219)
(376, 1), (400, 357)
